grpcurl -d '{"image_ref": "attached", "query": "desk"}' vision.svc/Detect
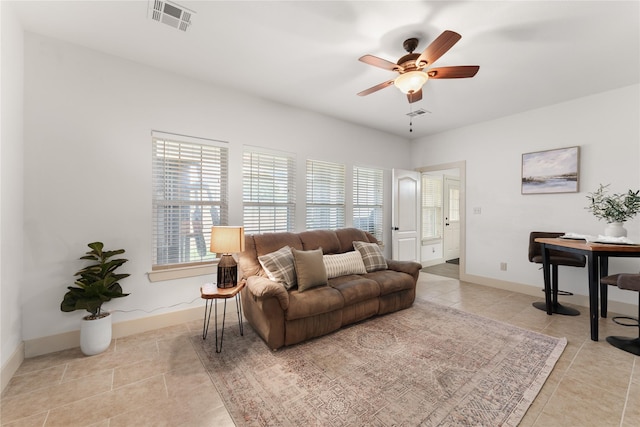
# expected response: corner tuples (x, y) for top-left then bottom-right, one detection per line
(201, 281), (245, 353)
(536, 237), (640, 341)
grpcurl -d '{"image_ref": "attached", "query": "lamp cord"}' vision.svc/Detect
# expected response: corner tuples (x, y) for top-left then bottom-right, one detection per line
(109, 296), (202, 314)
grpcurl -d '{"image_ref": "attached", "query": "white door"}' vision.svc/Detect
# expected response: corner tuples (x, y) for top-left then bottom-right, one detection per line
(392, 169), (420, 262)
(443, 176), (460, 261)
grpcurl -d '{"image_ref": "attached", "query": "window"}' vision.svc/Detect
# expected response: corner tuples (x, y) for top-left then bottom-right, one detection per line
(306, 159), (345, 230)
(421, 174), (442, 242)
(243, 148), (296, 234)
(448, 186), (460, 223)
(152, 136), (228, 270)
(353, 166), (384, 241)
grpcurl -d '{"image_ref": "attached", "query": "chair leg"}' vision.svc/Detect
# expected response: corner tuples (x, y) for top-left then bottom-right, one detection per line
(605, 336), (640, 356)
(606, 293), (640, 356)
(533, 264), (580, 316)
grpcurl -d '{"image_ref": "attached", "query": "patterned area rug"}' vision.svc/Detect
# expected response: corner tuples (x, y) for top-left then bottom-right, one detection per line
(192, 299), (565, 427)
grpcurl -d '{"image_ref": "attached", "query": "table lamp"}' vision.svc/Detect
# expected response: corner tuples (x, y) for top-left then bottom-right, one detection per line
(210, 226), (245, 288)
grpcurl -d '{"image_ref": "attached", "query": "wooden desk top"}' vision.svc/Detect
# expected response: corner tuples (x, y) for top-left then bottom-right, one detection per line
(535, 237), (640, 253)
(200, 280), (246, 299)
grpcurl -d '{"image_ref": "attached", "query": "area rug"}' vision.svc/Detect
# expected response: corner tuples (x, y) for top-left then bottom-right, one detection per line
(192, 299), (566, 427)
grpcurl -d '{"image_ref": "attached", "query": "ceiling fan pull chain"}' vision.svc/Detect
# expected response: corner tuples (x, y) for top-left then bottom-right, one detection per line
(409, 104), (413, 133)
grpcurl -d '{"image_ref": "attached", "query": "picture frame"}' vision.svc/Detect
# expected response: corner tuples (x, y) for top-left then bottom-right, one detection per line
(521, 146), (580, 194)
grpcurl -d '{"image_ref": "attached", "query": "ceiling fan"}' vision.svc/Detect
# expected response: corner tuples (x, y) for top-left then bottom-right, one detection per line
(357, 30), (480, 104)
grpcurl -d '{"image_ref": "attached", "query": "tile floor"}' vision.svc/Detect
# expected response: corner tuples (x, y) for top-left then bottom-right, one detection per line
(1, 271), (638, 426)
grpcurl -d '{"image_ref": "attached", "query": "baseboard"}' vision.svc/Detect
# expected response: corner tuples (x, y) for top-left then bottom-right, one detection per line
(461, 272), (637, 318)
(1, 342), (25, 392)
(23, 301), (238, 358)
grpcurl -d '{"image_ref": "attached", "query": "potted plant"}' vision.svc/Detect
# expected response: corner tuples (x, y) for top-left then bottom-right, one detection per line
(61, 242), (130, 355)
(586, 184), (640, 237)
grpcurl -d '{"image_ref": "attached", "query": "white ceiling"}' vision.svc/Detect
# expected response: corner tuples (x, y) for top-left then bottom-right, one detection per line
(11, 0), (640, 139)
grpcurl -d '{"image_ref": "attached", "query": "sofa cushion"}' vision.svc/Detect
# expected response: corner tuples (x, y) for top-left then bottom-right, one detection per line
(298, 229), (341, 253)
(353, 241), (388, 272)
(253, 232), (303, 256)
(328, 275), (380, 305)
(258, 246), (297, 290)
(334, 228), (375, 252)
(323, 251), (367, 279)
(292, 248), (328, 292)
(240, 232), (303, 281)
(286, 286), (344, 320)
(365, 270), (415, 295)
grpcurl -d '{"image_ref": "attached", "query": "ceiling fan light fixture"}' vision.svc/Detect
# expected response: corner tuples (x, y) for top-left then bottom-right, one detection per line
(394, 71), (428, 94)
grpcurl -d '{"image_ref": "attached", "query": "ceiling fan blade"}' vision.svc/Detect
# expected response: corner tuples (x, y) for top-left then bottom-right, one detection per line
(415, 30), (462, 68)
(427, 65), (480, 79)
(359, 55), (403, 72)
(357, 80), (395, 96)
(407, 89), (423, 103)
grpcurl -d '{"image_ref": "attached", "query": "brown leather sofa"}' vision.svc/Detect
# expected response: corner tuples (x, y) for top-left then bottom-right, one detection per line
(238, 228), (422, 350)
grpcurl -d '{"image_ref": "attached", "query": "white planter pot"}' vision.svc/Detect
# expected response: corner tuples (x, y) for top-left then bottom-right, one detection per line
(604, 222), (627, 238)
(80, 313), (112, 356)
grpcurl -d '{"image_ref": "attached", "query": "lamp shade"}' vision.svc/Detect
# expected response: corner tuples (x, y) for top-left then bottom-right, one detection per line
(210, 226), (245, 254)
(394, 71), (428, 94)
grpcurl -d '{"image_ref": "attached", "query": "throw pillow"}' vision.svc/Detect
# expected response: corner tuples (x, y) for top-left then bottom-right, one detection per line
(258, 246), (297, 289)
(323, 251), (367, 279)
(353, 241), (388, 272)
(291, 248), (328, 292)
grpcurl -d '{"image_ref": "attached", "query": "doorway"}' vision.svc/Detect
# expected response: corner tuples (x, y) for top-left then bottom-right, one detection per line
(443, 176), (460, 263)
(417, 161), (466, 277)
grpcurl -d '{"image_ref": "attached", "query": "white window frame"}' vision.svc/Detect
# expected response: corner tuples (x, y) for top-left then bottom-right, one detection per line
(242, 147), (296, 234)
(306, 159), (345, 230)
(151, 134), (228, 273)
(353, 166), (384, 242)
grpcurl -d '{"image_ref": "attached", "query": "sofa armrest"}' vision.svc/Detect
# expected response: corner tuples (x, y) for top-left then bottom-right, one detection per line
(246, 276), (290, 311)
(386, 259), (422, 282)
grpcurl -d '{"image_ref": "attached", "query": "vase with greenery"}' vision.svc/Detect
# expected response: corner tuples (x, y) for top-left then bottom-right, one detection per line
(61, 242), (130, 355)
(586, 184), (640, 237)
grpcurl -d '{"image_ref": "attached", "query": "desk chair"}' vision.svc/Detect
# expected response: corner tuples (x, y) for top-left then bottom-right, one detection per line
(528, 231), (586, 316)
(601, 273), (640, 356)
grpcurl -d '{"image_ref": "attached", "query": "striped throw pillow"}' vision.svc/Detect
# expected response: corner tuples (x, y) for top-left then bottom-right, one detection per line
(353, 241), (387, 272)
(323, 251), (367, 279)
(258, 246), (297, 289)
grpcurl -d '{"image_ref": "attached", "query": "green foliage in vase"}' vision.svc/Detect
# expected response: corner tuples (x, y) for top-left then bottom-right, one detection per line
(586, 184), (640, 223)
(60, 242), (130, 319)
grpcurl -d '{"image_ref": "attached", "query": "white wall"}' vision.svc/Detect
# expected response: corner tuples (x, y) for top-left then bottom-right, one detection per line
(21, 33), (412, 342)
(411, 84), (640, 304)
(1, 1), (25, 373)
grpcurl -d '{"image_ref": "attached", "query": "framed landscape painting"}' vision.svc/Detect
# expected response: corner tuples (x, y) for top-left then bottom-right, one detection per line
(521, 146), (579, 194)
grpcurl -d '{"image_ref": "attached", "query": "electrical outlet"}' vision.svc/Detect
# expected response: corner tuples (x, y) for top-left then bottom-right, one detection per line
(473, 207), (482, 214)
(500, 262), (507, 271)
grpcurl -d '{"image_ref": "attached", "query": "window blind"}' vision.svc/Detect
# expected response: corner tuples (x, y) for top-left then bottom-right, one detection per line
(306, 159), (345, 230)
(243, 148), (296, 234)
(421, 174), (443, 241)
(353, 166), (384, 242)
(152, 137), (228, 269)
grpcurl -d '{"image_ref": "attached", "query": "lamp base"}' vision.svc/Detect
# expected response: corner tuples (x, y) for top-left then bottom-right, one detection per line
(217, 254), (237, 288)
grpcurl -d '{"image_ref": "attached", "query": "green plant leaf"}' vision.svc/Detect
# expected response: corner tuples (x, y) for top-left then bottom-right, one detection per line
(60, 242), (129, 316)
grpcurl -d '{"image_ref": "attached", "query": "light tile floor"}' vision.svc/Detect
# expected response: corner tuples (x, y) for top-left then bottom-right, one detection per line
(2, 272), (638, 426)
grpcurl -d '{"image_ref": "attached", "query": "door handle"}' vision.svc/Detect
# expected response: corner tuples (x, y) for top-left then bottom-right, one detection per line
(445, 217), (450, 226)
(392, 227), (399, 231)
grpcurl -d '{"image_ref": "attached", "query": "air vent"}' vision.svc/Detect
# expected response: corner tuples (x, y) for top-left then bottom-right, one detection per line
(149, 0), (195, 32)
(406, 108), (431, 118)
